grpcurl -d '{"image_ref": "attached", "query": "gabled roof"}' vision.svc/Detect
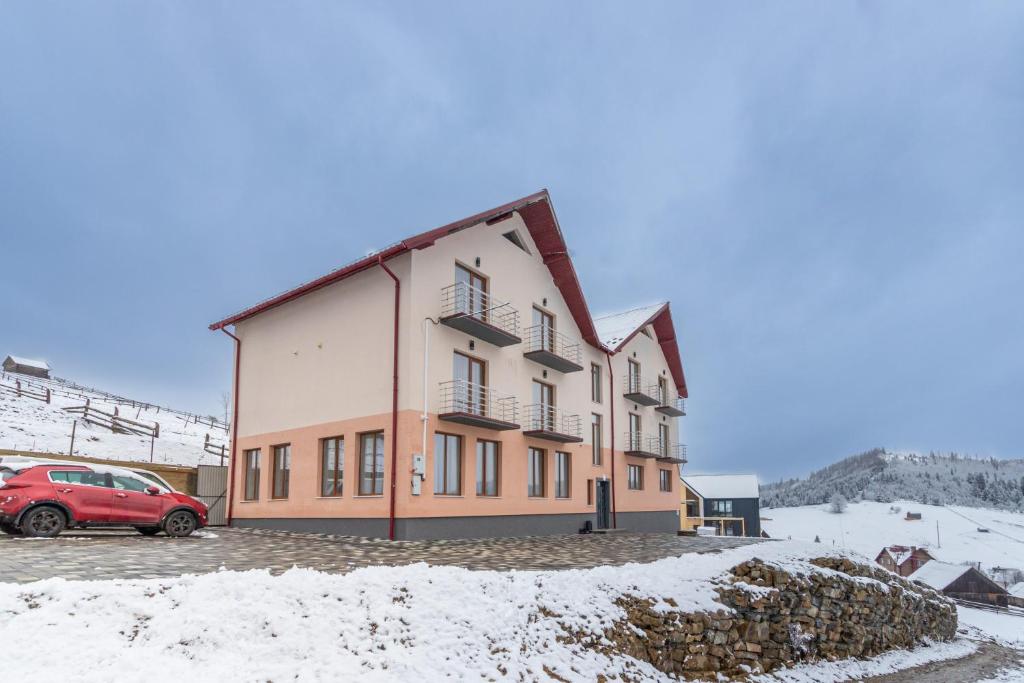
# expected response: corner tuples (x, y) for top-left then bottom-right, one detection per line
(4, 356), (49, 370)
(1009, 582), (1024, 598)
(681, 474), (759, 500)
(909, 561), (1005, 594)
(593, 302), (688, 396)
(208, 190), (688, 395)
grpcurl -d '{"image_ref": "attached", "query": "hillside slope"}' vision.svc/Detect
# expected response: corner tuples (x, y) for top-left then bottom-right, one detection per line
(761, 448), (1024, 512)
(762, 500), (1024, 574)
(0, 373), (226, 467)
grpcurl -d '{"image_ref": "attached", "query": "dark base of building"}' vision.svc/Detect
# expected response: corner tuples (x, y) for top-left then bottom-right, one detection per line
(232, 510), (679, 541)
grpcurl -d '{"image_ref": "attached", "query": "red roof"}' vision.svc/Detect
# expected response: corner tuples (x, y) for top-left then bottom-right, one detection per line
(209, 190), (687, 395)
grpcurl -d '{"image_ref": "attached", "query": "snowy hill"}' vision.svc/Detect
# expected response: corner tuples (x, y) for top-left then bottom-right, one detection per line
(0, 372), (227, 467)
(761, 448), (1024, 512)
(762, 500), (1024, 577)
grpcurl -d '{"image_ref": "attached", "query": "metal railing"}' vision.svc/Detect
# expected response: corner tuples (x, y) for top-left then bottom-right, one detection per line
(624, 432), (686, 460)
(622, 375), (660, 400)
(660, 396), (686, 414)
(524, 403), (581, 438)
(524, 324), (582, 365)
(439, 379), (519, 424)
(440, 281), (520, 338)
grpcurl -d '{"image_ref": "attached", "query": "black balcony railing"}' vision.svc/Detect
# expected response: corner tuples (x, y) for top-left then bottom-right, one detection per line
(622, 375), (660, 406)
(624, 432), (686, 463)
(655, 396), (686, 417)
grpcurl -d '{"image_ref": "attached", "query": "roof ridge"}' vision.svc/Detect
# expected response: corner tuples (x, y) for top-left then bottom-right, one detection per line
(592, 301), (667, 320)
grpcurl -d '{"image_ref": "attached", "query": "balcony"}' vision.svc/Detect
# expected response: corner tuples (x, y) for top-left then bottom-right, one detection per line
(522, 404), (583, 443)
(624, 433), (686, 463)
(439, 282), (521, 347)
(622, 376), (660, 406)
(438, 379), (520, 431)
(655, 396), (686, 417)
(522, 325), (584, 373)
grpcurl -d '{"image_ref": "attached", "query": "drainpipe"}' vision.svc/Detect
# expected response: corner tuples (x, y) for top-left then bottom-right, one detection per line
(421, 317), (439, 464)
(605, 351), (617, 529)
(220, 327), (241, 526)
(377, 256), (400, 541)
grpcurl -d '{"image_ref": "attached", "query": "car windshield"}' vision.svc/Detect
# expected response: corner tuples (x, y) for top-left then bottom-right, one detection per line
(111, 475), (150, 492)
(134, 471), (173, 492)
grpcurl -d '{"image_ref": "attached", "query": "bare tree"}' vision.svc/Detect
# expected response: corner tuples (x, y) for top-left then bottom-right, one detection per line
(220, 391), (231, 426)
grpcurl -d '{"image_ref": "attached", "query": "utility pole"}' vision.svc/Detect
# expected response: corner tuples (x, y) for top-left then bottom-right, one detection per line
(68, 420), (77, 456)
(936, 520), (941, 549)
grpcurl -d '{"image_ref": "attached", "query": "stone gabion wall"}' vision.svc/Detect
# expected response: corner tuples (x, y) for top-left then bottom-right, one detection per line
(588, 556), (958, 679)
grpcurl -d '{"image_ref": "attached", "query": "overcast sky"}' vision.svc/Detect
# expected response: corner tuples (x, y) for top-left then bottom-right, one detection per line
(2, 3), (1022, 480)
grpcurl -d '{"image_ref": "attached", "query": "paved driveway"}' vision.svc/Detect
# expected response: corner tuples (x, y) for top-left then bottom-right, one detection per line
(0, 527), (765, 583)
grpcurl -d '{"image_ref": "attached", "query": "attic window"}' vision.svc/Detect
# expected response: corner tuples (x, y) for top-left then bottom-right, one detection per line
(502, 229), (530, 254)
(640, 326), (653, 339)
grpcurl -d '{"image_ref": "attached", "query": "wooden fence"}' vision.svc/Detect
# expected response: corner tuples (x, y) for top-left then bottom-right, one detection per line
(0, 378), (51, 403)
(203, 433), (228, 465)
(63, 401), (160, 439)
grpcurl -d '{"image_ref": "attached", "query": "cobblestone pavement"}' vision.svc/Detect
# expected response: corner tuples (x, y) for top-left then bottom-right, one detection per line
(0, 527), (766, 583)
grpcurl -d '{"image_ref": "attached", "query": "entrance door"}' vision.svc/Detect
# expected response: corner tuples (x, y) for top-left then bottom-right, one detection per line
(532, 380), (554, 431)
(595, 479), (611, 529)
(455, 264), (488, 321)
(533, 307), (555, 352)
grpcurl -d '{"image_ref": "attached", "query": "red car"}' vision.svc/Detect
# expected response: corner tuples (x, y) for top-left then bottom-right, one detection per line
(0, 462), (208, 538)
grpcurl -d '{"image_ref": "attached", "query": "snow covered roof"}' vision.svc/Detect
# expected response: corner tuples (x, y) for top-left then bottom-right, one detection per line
(1009, 582), (1024, 598)
(4, 355), (50, 370)
(592, 303), (666, 349)
(908, 561), (973, 591)
(682, 474), (760, 500)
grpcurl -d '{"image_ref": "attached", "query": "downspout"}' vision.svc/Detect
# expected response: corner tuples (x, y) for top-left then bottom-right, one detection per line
(377, 256), (400, 541)
(220, 327), (241, 526)
(422, 317), (439, 462)
(605, 351), (617, 529)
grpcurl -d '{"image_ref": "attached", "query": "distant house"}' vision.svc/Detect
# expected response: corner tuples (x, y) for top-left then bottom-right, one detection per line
(2, 355), (50, 379)
(909, 561), (1009, 607)
(875, 545), (934, 577)
(1009, 582), (1024, 608)
(680, 474), (760, 537)
(905, 511), (922, 521)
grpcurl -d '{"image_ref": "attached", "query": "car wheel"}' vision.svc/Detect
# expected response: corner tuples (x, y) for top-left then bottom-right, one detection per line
(163, 511), (196, 538)
(1, 522), (23, 536)
(21, 507), (66, 538)
(135, 527), (161, 536)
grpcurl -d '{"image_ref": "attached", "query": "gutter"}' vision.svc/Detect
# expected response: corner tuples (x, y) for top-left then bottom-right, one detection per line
(220, 327), (241, 526)
(605, 351), (617, 529)
(377, 256), (401, 541)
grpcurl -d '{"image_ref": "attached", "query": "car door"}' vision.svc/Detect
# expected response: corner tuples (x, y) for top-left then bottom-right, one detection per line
(49, 470), (113, 523)
(108, 474), (170, 524)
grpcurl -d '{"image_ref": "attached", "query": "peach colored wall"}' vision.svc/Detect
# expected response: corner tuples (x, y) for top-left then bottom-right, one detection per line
(229, 210), (684, 521)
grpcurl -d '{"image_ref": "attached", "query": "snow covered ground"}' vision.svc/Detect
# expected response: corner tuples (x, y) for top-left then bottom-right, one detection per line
(762, 500), (1024, 573)
(0, 540), (972, 682)
(0, 377), (224, 467)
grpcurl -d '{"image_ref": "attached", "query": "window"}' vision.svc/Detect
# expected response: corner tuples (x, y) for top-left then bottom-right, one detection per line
(629, 413), (641, 450)
(112, 475), (150, 492)
(243, 449), (260, 501)
(455, 264), (488, 321)
(658, 376), (668, 405)
(627, 464), (643, 490)
(359, 432), (385, 495)
(533, 379), (555, 431)
(586, 479), (594, 506)
(453, 351), (486, 416)
(659, 423), (671, 457)
(476, 440), (500, 496)
(502, 229), (530, 254)
(321, 437), (344, 497)
(591, 413), (602, 466)
(434, 433), (462, 495)
(591, 363), (602, 403)
(628, 358), (641, 393)
(272, 444), (290, 499)
(659, 469), (672, 492)
(555, 452), (571, 499)
(710, 500), (733, 516)
(641, 326), (652, 339)
(528, 447), (546, 497)
(533, 307), (555, 352)
(48, 470), (110, 488)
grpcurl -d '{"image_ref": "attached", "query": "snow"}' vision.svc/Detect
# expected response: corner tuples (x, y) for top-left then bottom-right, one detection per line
(0, 540), (950, 682)
(593, 303), (665, 349)
(958, 606), (1024, 649)
(682, 473), (760, 499)
(909, 560), (974, 591)
(763, 500), (1024, 574)
(1010, 582), (1024, 598)
(0, 377), (225, 467)
(5, 355), (50, 371)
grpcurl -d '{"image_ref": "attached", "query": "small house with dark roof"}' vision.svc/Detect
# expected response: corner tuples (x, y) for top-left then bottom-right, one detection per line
(909, 561), (1009, 607)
